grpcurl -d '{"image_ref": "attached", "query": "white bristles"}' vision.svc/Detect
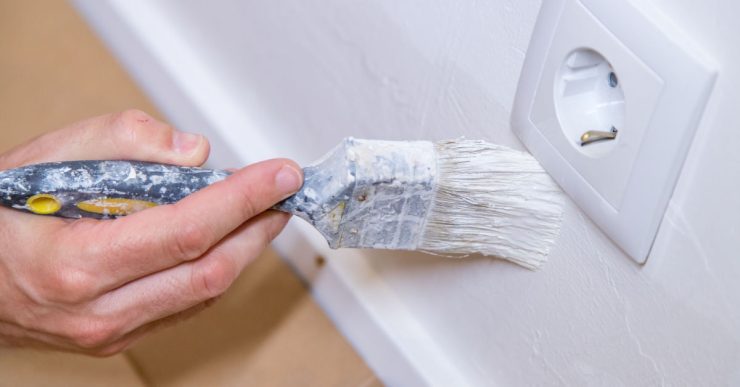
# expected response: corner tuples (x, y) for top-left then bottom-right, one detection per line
(419, 139), (564, 270)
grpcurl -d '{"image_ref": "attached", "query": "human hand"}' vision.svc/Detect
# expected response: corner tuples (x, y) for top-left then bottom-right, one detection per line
(0, 110), (302, 355)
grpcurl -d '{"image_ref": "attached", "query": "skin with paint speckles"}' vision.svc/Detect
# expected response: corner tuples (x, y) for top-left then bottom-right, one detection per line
(0, 110), (302, 355)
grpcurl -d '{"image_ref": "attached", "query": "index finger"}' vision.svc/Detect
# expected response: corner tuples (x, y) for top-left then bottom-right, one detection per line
(65, 158), (302, 292)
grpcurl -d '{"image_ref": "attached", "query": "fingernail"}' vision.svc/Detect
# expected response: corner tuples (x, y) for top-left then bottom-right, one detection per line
(275, 165), (302, 194)
(173, 131), (201, 154)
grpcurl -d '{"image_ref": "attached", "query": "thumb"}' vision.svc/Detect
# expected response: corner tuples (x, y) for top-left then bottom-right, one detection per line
(0, 109), (210, 168)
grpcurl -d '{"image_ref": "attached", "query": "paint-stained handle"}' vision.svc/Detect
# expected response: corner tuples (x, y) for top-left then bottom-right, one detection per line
(0, 160), (231, 219)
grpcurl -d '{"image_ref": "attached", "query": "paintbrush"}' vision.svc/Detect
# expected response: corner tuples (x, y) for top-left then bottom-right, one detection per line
(0, 138), (563, 269)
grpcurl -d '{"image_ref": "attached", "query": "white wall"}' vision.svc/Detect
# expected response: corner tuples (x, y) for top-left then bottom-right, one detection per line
(75, 1), (740, 385)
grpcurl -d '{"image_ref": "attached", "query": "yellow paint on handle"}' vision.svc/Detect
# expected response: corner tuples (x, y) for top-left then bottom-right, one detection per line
(27, 194), (62, 215)
(77, 198), (157, 216)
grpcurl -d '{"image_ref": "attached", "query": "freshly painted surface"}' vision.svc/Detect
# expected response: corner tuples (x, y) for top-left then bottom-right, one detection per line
(74, 0), (740, 385)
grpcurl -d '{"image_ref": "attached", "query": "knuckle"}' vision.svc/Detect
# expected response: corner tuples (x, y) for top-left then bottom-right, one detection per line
(191, 254), (238, 298)
(171, 220), (212, 261)
(112, 108), (153, 127)
(37, 268), (97, 304)
(91, 342), (128, 357)
(232, 186), (259, 220)
(68, 319), (120, 350)
(242, 193), (260, 220)
(111, 111), (147, 144)
(109, 109), (168, 145)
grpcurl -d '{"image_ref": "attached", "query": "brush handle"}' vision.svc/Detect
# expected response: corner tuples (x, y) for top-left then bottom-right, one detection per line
(0, 160), (232, 219)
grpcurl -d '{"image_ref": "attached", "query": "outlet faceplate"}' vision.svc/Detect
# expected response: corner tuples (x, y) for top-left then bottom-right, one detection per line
(512, 0), (716, 263)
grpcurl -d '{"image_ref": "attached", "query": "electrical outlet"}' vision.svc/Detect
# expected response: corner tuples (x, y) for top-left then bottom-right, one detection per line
(512, 0), (716, 263)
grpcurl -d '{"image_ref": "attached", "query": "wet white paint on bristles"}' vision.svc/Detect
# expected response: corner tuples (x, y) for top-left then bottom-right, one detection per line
(419, 139), (564, 269)
(276, 137), (564, 269)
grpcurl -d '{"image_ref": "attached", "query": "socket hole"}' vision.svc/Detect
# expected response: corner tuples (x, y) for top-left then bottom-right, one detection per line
(555, 49), (625, 158)
(608, 72), (618, 88)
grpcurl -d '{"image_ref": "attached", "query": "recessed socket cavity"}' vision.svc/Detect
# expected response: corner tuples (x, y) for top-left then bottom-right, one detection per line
(555, 49), (624, 157)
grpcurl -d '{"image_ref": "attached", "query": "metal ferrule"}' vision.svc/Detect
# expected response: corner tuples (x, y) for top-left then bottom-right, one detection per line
(276, 138), (437, 250)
